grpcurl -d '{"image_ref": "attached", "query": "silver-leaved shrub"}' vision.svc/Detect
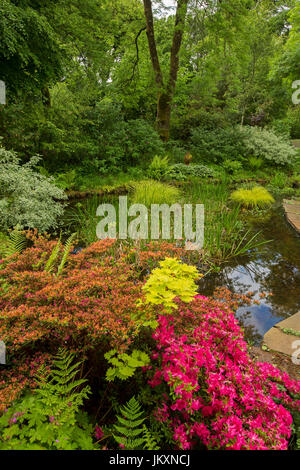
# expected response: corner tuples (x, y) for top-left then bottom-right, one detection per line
(238, 126), (297, 166)
(0, 148), (66, 231)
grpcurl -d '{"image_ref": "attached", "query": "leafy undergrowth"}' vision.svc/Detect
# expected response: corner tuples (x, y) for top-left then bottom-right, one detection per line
(0, 234), (183, 413)
(0, 236), (299, 450)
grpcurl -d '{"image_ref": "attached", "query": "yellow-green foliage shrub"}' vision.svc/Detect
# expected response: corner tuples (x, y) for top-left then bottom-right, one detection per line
(142, 257), (201, 312)
(230, 186), (275, 209)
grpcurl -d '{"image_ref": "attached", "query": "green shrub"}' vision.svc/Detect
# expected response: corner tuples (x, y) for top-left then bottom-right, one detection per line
(189, 125), (297, 167)
(171, 108), (229, 140)
(0, 148), (66, 231)
(190, 127), (245, 163)
(87, 112), (164, 170)
(124, 120), (164, 166)
(167, 163), (215, 181)
(238, 126), (296, 166)
(230, 186), (275, 209)
(132, 180), (181, 207)
(269, 119), (292, 139)
(147, 155), (171, 181)
(223, 159), (243, 175)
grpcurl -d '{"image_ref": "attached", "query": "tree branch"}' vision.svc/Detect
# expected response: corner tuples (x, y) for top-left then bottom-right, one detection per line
(168, 0), (189, 94)
(143, 0), (164, 88)
(129, 26), (146, 83)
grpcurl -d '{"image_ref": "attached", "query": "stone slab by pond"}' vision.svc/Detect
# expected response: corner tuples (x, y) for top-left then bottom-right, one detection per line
(263, 311), (300, 357)
(283, 199), (300, 234)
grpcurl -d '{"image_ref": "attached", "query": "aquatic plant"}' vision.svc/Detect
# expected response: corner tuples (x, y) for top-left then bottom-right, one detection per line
(230, 186), (275, 209)
(185, 182), (268, 260)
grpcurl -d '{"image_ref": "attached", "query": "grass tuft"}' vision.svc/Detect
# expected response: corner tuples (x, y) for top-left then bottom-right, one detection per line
(230, 186), (274, 209)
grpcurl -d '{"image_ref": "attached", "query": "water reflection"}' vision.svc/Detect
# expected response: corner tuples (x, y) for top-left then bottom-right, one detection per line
(199, 208), (300, 345)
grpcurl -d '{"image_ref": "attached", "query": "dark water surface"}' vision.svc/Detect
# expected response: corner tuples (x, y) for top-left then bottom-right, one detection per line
(199, 208), (300, 345)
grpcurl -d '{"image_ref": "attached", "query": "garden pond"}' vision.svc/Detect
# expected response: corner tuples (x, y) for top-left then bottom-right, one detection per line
(199, 207), (300, 345)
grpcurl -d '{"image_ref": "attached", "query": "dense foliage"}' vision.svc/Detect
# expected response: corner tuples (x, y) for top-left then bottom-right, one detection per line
(0, 237), (299, 450)
(0, 0), (299, 171)
(147, 301), (300, 450)
(0, 0), (300, 453)
(0, 148), (66, 231)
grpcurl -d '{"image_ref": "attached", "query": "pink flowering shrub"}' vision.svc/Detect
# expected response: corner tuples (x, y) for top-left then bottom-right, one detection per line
(146, 295), (300, 450)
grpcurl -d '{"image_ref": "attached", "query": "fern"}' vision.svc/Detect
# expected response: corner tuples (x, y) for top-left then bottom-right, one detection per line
(4, 229), (27, 258)
(0, 349), (93, 450)
(44, 233), (76, 276)
(113, 397), (146, 450)
(56, 233), (76, 277)
(44, 236), (62, 273)
(143, 425), (160, 450)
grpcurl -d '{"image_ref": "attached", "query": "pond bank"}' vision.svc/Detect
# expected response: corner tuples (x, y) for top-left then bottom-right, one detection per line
(262, 310), (300, 356)
(65, 177), (270, 200)
(283, 199), (300, 234)
(250, 346), (300, 381)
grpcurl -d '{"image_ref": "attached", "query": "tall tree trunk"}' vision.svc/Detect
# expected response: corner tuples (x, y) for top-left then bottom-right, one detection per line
(143, 0), (188, 141)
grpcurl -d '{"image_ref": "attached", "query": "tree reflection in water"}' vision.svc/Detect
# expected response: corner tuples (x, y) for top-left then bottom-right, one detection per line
(198, 208), (300, 345)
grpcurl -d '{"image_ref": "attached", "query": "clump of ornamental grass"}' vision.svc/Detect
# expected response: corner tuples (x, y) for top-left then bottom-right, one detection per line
(131, 180), (181, 207)
(230, 186), (274, 209)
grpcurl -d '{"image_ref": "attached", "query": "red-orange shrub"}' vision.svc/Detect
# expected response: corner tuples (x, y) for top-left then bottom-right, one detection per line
(0, 236), (184, 411)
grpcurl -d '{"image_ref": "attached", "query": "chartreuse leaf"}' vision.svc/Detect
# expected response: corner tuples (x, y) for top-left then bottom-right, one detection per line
(105, 349), (150, 381)
(142, 257), (201, 312)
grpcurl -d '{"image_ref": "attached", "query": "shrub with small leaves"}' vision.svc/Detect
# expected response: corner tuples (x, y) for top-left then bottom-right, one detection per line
(167, 163), (215, 181)
(0, 148), (66, 231)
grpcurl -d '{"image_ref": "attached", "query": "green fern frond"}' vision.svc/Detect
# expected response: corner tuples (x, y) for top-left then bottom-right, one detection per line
(44, 236), (62, 273)
(143, 425), (160, 450)
(113, 397), (146, 450)
(4, 229), (27, 258)
(56, 233), (76, 277)
(0, 349), (93, 450)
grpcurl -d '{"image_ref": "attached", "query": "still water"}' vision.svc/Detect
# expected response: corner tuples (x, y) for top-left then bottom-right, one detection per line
(199, 208), (300, 344)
